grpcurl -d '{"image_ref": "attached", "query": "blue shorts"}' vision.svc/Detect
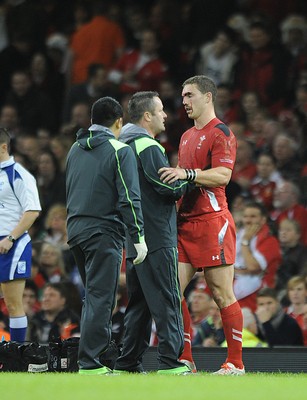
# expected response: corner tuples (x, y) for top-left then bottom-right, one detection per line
(0, 233), (32, 283)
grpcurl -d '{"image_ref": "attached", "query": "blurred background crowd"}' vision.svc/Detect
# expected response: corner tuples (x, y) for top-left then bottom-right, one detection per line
(0, 0), (307, 349)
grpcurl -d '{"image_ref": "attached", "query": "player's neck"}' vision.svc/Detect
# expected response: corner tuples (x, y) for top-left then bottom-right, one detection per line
(194, 111), (216, 130)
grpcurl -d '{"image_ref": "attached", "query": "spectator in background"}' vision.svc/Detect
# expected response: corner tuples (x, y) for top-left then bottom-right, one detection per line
(23, 279), (41, 320)
(234, 201), (281, 312)
(276, 219), (307, 298)
(231, 138), (257, 194)
(188, 288), (212, 339)
(196, 27), (238, 87)
(45, 32), (73, 91)
(28, 282), (80, 344)
(292, 83), (307, 163)
(121, 4), (148, 49)
(0, 103), (22, 144)
(14, 134), (40, 175)
(285, 276), (307, 345)
(246, 109), (272, 156)
(108, 29), (168, 98)
(271, 134), (303, 184)
(70, 1), (125, 84)
(50, 135), (73, 173)
(38, 242), (66, 284)
(60, 102), (91, 141)
(271, 180), (307, 246)
(43, 203), (76, 276)
(234, 20), (291, 115)
(29, 51), (65, 130)
(63, 63), (118, 123)
(238, 91), (264, 131)
(4, 70), (57, 133)
(250, 152), (284, 212)
(192, 298), (225, 347)
(36, 150), (66, 229)
(0, 31), (34, 107)
(280, 15), (307, 101)
(214, 84), (239, 125)
(255, 287), (303, 346)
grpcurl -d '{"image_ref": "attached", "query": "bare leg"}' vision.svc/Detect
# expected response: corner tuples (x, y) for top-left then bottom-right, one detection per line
(1, 279), (27, 342)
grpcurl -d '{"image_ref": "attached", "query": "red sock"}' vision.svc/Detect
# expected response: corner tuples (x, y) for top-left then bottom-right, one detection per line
(179, 298), (194, 363)
(220, 301), (244, 369)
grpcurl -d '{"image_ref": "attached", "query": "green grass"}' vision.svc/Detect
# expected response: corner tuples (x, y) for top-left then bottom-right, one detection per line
(1, 373), (306, 400)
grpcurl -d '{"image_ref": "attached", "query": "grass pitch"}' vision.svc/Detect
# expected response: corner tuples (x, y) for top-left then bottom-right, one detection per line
(1, 372), (306, 400)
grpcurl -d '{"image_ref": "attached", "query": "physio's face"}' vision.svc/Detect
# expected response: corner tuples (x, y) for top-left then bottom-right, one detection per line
(150, 97), (167, 135)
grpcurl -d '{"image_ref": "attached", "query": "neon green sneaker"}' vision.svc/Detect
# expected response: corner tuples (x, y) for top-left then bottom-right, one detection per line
(79, 366), (112, 375)
(112, 369), (130, 375)
(157, 365), (191, 375)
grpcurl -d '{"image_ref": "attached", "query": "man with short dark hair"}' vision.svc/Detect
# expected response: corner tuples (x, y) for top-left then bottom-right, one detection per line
(114, 91), (192, 375)
(66, 96), (147, 375)
(159, 75), (244, 375)
(255, 287), (303, 346)
(234, 201), (281, 312)
(0, 127), (41, 343)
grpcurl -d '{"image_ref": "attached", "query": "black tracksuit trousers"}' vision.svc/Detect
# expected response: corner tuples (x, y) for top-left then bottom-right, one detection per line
(115, 247), (184, 371)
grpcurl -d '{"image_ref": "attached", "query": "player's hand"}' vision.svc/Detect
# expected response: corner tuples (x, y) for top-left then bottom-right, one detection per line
(158, 167), (186, 184)
(133, 242), (148, 265)
(0, 237), (13, 254)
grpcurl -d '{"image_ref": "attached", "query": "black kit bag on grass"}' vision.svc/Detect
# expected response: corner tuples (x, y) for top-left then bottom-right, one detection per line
(48, 341), (62, 372)
(19, 342), (48, 372)
(0, 341), (48, 372)
(0, 341), (25, 372)
(48, 337), (79, 372)
(63, 337), (79, 372)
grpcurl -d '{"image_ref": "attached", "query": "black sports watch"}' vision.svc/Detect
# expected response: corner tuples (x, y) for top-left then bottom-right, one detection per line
(7, 235), (16, 243)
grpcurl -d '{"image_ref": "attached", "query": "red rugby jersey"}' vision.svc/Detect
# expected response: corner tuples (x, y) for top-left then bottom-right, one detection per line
(177, 117), (237, 221)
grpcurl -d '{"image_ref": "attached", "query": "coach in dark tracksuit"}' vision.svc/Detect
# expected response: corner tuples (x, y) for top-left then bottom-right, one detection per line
(66, 97), (147, 375)
(114, 92), (194, 374)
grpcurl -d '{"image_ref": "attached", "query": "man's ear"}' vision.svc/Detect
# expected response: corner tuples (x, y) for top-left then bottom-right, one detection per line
(116, 117), (123, 130)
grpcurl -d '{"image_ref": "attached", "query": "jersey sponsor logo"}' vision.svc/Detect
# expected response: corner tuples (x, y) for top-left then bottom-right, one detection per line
(17, 261), (26, 274)
(219, 158), (233, 164)
(212, 255), (220, 261)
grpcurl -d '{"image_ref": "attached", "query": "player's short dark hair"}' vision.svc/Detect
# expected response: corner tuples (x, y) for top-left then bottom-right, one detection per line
(128, 91), (159, 123)
(0, 126), (11, 151)
(183, 75), (217, 102)
(91, 96), (123, 127)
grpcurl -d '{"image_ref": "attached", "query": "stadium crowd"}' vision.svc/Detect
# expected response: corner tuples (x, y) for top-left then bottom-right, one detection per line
(0, 0), (307, 349)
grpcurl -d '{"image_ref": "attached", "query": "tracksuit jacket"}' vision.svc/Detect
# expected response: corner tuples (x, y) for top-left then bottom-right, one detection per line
(119, 123), (192, 257)
(66, 124), (145, 247)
